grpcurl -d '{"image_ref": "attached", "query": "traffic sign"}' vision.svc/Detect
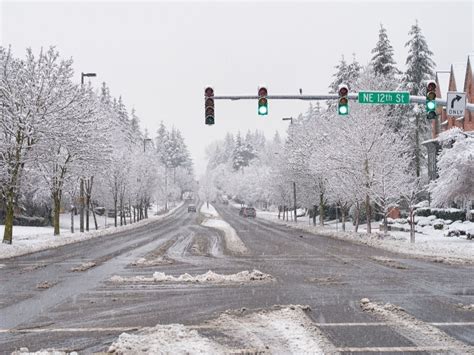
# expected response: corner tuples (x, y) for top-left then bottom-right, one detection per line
(446, 92), (466, 117)
(358, 91), (410, 105)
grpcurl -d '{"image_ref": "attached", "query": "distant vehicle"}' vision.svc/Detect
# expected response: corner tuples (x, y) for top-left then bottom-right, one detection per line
(242, 207), (256, 218)
(188, 204), (196, 212)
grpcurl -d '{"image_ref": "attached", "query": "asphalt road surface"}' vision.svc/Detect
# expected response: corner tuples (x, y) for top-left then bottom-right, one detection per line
(0, 202), (473, 354)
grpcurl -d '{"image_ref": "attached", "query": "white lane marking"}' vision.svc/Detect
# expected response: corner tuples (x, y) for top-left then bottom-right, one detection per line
(2, 321), (474, 333)
(335, 346), (474, 352)
(0, 327), (140, 333)
(317, 322), (474, 327)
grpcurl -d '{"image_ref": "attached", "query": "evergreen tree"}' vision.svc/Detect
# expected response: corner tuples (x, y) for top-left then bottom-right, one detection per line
(370, 24), (399, 78)
(402, 20), (436, 177)
(232, 132), (256, 171)
(155, 122), (169, 166)
(403, 20), (436, 95)
(329, 55), (348, 93)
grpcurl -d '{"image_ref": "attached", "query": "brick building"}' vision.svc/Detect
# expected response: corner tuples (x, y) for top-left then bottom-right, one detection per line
(425, 54), (474, 181)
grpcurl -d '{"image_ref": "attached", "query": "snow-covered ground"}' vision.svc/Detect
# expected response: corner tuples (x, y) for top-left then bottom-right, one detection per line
(107, 305), (335, 354)
(255, 209), (474, 263)
(0, 203), (183, 260)
(200, 203), (248, 255)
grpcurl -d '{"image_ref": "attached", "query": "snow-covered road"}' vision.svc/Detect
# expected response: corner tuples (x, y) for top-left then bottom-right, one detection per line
(1, 202), (473, 353)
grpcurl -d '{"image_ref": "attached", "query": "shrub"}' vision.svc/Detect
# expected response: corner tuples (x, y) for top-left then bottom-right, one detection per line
(434, 223), (444, 230)
(415, 208), (470, 222)
(13, 215), (49, 227)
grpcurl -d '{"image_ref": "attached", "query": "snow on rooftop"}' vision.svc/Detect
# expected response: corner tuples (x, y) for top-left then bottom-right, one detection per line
(451, 62), (467, 91)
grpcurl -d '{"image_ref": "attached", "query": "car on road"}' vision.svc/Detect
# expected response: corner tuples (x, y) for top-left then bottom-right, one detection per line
(188, 204), (196, 212)
(242, 207), (256, 218)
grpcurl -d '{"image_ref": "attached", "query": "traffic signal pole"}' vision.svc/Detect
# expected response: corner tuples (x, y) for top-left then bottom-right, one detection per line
(209, 94), (474, 112)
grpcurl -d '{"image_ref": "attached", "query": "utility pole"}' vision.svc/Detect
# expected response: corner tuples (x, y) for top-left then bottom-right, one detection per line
(293, 181), (297, 223)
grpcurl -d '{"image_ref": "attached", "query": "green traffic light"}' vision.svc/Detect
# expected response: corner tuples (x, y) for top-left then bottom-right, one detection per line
(338, 105), (348, 115)
(258, 105), (268, 115)
(426, 101), (436, 111)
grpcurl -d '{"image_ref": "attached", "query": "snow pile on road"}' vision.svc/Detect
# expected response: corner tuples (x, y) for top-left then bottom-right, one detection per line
(109, 324), (225, 354)
(0, 203), (183, 260)
(200, 203), (248, 255)
(256, 209), (473, 263)
(108, 305), (335, 354)
(200, 203), (220, 218)
(110, 269), (273, 284)
(360, 298), (471, 352)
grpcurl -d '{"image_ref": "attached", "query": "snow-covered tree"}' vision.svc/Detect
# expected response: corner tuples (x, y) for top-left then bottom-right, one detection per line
(0, 47), (87, 243)
(370, 24), (399, 78)
(429, 128), (474, 220)
(402, 20), (436, 177)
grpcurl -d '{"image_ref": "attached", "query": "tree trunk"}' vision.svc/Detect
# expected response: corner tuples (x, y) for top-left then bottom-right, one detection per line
(415, 115), (420, 177)
(71, 206), (74, 234)
(119, 199), (123, 226)
(383, 213), (388, 237)
(366, 194), (372, 234)
(92, 207), (98, 230)
(354, 202), (360, 233)
(410, 208), (415, 243)
(313, 205), (317, 226)
(319, 193), (324, 226)
(2, 188), (15, 244)
(85, 194), (90, 232)
(466, 200), (472, 221)
(53, 192), (61, 236)
(114, 198), (117, 227)
(341, 205), (346, 231)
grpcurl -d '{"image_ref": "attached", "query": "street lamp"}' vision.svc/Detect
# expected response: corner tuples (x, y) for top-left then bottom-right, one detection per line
(81, 72), (97, 85)
(79, 72), (97, 233)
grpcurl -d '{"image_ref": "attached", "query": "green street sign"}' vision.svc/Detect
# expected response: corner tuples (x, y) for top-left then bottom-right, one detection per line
(358, 91), (410, 105)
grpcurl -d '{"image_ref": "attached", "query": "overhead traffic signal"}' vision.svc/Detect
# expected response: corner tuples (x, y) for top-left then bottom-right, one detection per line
(204, 86), (214, 125)
(258, 86), (268, 115)
(426, 80), (437, 120)
(337, 84), (349, 115)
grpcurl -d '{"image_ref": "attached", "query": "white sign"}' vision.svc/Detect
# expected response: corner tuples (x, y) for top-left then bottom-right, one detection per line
(446, 92), (466, 117)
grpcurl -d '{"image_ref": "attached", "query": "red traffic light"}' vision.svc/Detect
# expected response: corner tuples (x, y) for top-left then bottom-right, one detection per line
(205, 87), (214, 97)
(258, 87), (268, 97)
(427, 81), (436, 92)
(338, 86), (348, 97)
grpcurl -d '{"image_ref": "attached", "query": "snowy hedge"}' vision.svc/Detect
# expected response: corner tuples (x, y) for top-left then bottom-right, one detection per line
(415, 208), (472, 222)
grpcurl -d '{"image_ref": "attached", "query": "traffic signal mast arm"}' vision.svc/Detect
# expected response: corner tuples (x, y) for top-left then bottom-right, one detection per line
(208, 93), (474, 112)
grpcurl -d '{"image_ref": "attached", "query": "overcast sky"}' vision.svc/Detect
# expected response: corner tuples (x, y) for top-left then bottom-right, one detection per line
(1, 0), (473, 175)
